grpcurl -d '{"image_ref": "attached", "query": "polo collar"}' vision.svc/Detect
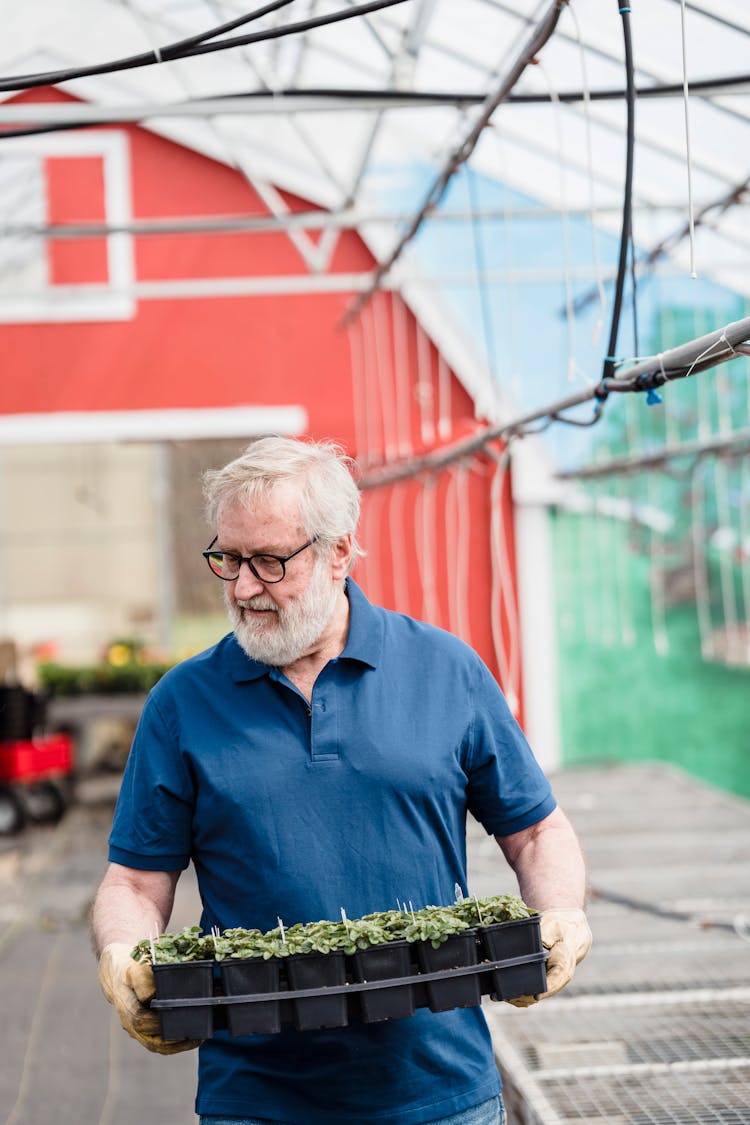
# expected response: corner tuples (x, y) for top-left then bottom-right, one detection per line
(340, 577), (382, 669)
(227, 576), (382, 683)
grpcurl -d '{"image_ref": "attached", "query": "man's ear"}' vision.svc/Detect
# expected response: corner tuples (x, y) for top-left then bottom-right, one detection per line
(330, 534), (353, 580)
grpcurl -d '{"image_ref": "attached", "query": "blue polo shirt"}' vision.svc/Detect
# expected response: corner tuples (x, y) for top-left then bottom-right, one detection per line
(110, 579), (555, 1124)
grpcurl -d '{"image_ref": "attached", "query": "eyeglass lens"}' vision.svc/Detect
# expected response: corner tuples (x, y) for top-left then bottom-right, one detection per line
(206, 552), (286, 582)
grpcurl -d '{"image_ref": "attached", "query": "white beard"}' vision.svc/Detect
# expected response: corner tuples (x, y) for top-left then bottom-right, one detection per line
(225, 554), (341, 668)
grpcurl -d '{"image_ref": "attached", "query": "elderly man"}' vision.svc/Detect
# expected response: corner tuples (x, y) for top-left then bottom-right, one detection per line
(93, 436), (591, 1125)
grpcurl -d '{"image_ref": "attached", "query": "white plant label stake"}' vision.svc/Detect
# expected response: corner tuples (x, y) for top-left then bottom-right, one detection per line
(473, 896), (484, 924)
(277, 917), (286, 945)
(340, 907), (351, 937)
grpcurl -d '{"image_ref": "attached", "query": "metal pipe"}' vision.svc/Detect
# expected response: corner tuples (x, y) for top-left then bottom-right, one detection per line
(342, 0), (568, 326)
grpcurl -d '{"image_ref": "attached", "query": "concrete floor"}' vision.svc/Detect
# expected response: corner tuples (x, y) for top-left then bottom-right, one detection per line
(0, 776), (203, 1125)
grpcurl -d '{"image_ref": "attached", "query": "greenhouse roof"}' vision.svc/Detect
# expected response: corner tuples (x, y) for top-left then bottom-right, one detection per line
(1, 0), (749, 460)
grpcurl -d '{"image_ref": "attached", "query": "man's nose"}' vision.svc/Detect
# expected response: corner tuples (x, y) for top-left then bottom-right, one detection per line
(234, 561), (266, 598)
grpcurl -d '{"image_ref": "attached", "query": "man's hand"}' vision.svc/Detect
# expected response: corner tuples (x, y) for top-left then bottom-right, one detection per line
(507, 908), (592, 1008)
(98, 943), (202, 1055)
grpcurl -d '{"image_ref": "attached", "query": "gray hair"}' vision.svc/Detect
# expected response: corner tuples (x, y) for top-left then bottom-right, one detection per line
(203, 436), (364, 567)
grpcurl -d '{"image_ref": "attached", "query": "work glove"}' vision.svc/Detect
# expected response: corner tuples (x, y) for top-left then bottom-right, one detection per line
(98, 943), (202, 1055)
(507, 908), (592, 1008)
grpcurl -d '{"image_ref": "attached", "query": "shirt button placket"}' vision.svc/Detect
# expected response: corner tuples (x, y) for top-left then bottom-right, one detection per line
(309, 695), (339, 763)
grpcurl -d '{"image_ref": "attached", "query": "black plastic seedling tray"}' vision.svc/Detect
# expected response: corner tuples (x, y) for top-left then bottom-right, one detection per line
(150, 922), (548, 1040)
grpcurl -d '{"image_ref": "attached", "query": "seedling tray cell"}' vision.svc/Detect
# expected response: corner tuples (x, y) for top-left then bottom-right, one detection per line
(152, 960), (215, 1041)
(285, 950), (349, 1031)
(352, 940), (415, 1023)
(416, 931), (482, 1012)
(479, 917), (546, 1001)
(220, 958), (282, 1037)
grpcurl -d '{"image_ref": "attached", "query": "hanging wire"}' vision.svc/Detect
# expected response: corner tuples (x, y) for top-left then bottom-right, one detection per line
(361, 302), (385, 463)
(691, 459), (714, 659)
(661, 309), (681, 449)
(391, 291), (414, 457)
(629, 221), (640, 360)
(695, 311), (713, 442)
(0, 0), (413, 92)
(601, 0), (636, 387)
(536, 59), (578, 386)
(679, 0), (699, 278)
(346, 317), (369, 466)
(568, 0), (607, 346)
(715, 363), (733, 437)
(387, 481), (409, 613)
(488, 452), (513, 702)
(578, 496), (597, 644)
(412, 479), (429, 622)
(647, 472), (670, 656)
(417, 476), (440, 625)
(373, 290), (399, 461)
(436, 350), (453, 442)
(415, 320), (436, 448)
(455, 462), (473, 645)
(740, 455), (750, 665)
(615, 477), (637, 647)
(445, 467), (460, 636)
(594, 480), (617, 647)
(466, 164), (500, 394)
(713, 457), (741, 664)
(488, 450), (521, 715)
(491, 129), (523, 406)
(361, 486), (385, 607)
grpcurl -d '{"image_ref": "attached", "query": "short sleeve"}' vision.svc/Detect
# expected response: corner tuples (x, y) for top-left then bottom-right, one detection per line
(465, 657), (556, 837)
(108, 692), (194, 871)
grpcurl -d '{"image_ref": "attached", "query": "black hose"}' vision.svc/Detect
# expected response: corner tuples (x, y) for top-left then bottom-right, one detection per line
(601, 3), (636, 389)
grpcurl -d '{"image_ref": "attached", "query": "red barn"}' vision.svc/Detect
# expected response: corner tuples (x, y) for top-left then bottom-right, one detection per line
(0, 87), (559, 768)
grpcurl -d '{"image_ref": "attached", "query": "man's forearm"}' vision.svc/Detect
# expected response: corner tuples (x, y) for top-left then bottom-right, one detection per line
(91, 865), (177, 957)
(496, 807), (587, 911)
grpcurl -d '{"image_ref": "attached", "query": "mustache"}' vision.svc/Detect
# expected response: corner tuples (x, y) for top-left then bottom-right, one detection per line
(236, 596), (279, 612)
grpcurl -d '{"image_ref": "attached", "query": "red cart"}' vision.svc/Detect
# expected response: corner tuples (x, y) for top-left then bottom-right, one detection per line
(0, 732), (74, 835)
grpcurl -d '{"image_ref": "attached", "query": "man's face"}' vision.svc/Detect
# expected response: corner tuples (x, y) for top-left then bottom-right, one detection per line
(216, 484), (346, 668)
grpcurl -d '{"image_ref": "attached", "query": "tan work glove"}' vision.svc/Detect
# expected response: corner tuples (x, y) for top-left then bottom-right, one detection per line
(507, 908), (592, 1008)
(98, 943), (202, 1055)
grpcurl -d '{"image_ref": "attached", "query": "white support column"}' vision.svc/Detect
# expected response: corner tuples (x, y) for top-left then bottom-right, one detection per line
(511, 437), (562, 774)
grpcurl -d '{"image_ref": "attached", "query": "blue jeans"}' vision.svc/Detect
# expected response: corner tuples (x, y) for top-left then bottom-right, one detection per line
(200, 1094), (506, 1125)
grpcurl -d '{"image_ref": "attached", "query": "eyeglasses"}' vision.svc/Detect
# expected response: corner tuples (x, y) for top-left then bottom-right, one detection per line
(202, 536), (317, 583)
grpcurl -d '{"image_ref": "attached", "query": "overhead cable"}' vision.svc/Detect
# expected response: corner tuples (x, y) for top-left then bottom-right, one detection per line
(600, 0), (636, 388)
(0, 0), (412, 93)
(3, 72), (750, 142)
(0, 0), (298, 92)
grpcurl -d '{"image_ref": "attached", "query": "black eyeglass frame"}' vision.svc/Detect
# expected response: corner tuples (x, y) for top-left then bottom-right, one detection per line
(202, 536), (318, 583)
